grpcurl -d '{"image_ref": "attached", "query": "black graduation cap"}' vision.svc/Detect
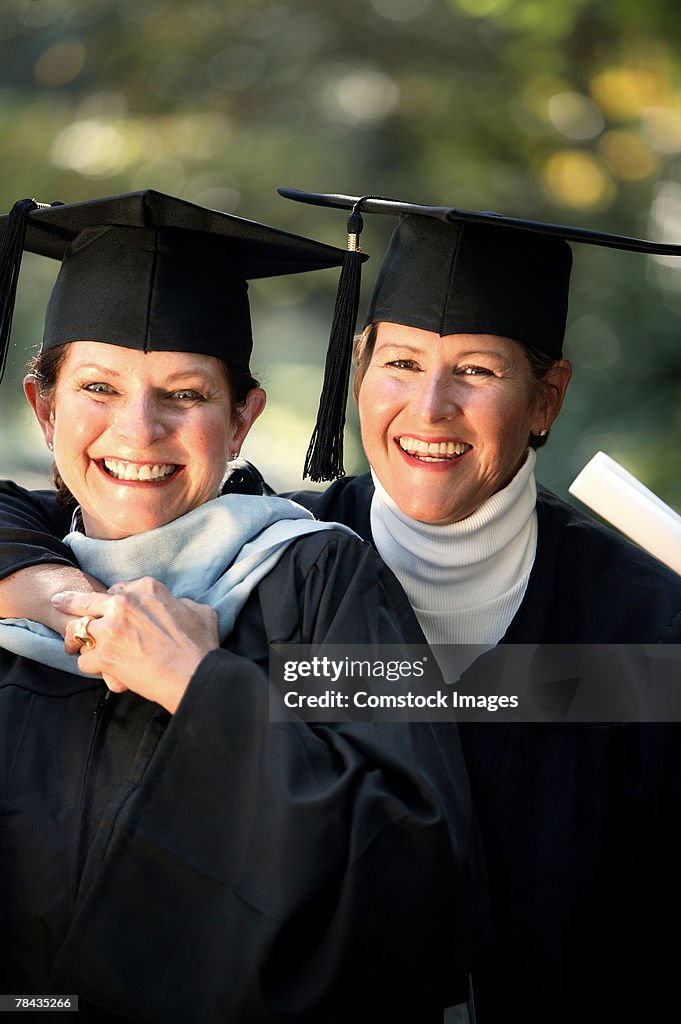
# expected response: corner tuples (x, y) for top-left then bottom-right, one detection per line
(278, 187), (681, 482)
(0, 189), (348, 385)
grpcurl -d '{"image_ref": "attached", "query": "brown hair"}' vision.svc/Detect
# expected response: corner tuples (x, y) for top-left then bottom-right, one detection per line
(352, 322), (559, 450)
(27, 344), (260, 506)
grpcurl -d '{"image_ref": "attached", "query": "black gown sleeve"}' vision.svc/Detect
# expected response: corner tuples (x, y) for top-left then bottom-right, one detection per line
(52, 531), (487, 1023)
(0, 479), (75, 578)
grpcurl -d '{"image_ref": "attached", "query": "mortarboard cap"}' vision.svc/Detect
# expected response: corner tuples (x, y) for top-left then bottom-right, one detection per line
(279, 187), (681, 481)
(0, 189), (348, 385)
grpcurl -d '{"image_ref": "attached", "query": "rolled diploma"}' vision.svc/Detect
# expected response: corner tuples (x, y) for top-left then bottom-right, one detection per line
(568, 451), (681, 576)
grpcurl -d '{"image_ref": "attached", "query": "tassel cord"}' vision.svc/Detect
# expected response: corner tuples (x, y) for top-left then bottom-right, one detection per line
(304, 200), (374, 482)
(0, 198), (38, 383)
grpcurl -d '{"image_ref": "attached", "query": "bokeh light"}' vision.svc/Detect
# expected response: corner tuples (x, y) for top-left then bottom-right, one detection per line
(541, 150), (615, 209)
(50, 119), (131, 177)
(17, 0), (70, 28)
(317, 65), (400, 126)
(599, 130), (658, 182)
(590, 66), (672, 121)
(642, 106), (681, 154)
(547, 92), (604, 141)
(648, 180), (681, 293)
(34, 41), (86, 88)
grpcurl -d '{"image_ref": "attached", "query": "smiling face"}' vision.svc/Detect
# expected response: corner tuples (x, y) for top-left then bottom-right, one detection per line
(25, 342), (265, 539)
(357, 323), (570, 525)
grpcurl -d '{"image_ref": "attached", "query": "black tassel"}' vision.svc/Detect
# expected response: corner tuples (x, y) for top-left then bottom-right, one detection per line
(304, 206), (364, 482)
(0, 198), (38, 384)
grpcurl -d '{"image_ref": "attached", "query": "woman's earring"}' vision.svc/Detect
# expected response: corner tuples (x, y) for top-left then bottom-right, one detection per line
(231, 450), (239, 460)
(539, 429), (548, 437)
(47, 441), (54, 451)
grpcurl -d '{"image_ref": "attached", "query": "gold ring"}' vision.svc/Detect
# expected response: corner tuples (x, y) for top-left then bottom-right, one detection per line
(73, 615), (96, 650)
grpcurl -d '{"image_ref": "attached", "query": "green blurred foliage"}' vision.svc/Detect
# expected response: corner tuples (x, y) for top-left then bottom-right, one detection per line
(2, 0), (681, 508)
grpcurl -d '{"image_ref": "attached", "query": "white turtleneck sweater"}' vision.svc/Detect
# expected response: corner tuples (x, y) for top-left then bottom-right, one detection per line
(370, 449), (538, 682)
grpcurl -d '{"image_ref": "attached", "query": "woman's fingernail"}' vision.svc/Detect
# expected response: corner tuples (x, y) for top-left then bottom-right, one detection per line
(51, 592), (66, 605)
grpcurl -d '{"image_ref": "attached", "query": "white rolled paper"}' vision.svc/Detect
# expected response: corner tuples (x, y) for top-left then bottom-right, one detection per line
(568, 451), (681, 576)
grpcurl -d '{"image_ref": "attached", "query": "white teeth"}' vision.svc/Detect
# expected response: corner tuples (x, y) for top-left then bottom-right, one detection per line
(399, 437), (471, 459)
(102, 459), (176, 481)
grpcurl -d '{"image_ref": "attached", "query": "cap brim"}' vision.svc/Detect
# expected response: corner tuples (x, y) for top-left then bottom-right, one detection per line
(278, 187), (681, 257)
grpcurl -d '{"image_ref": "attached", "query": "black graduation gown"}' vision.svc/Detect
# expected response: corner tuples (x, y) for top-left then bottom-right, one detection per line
(283, 472), (681, 1024)
(0, 522), (487, 1024)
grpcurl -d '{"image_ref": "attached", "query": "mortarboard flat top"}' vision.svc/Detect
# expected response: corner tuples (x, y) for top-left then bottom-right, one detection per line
(10, 189), (349, 274)
(278, 187), (681, 256)
(0, 189), (349, 376)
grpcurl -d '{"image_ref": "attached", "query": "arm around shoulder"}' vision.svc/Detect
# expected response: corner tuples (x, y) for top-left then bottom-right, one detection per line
(0, 480), (101, 627)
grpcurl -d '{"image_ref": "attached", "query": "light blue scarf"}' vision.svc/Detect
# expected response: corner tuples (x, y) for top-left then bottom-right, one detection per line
(0, 493), (350, 677)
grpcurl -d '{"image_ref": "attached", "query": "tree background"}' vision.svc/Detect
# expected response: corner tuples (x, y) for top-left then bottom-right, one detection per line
(3, 0), (681, 513)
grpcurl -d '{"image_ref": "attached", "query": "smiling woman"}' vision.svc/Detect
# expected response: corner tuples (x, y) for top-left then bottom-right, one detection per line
(267, 189), (681, 1024)
(356, 323), (570, 524)
(0, 190), (487, 1023)
(25, 342), (265, 539)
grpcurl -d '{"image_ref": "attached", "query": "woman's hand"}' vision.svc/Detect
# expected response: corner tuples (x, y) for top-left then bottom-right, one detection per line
(52, 578), (220, 713)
